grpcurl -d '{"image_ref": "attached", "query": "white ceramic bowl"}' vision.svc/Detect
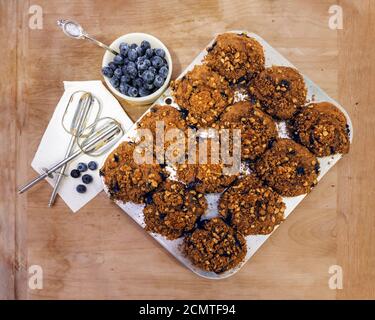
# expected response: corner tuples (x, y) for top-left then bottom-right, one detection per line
(102, 33), (172, 105)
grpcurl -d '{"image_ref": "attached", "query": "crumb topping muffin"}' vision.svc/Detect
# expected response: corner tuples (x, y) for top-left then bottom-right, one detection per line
(100, 141), (165, 204)
(254, 138), (320, 197)
(219, 175), (285, 235)
(289, 102), (350, 156)
(219, 101), (278, 160)
(171, 65), (234, 128)
(143, 181), (207, 240)
(182, 218), (247, 273)
(205, 33), (265, 83)
(249, 66), (307, 120)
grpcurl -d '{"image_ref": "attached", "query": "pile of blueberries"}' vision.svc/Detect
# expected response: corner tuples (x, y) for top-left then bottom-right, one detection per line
(70, 161), (98, 194)
(102, 40), (169, 97)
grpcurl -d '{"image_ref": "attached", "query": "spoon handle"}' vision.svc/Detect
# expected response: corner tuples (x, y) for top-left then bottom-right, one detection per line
(83, 34), (119, 55)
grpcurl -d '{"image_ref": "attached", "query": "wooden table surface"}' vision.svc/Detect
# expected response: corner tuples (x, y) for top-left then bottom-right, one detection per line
(1, 0), (374, 300)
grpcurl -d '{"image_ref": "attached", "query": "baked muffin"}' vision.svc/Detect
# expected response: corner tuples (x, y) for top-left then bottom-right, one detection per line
(254, 139), (320, 197)
(219, 175), (285, 235)
(249, 66), (307, 120)
(137, 105), (187, 164)
(143, 181), (207, 240)
(289, 102), (350, 156)
(100, 141), (166, 204)
(171, 64), (234, 128)
(205, 33), (265, 83)
(218, 101), (278, 161)
(182, 218), (247, 273)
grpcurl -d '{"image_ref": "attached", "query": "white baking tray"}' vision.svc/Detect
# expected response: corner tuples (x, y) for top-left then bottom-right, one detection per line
(101, 31), (353, 279)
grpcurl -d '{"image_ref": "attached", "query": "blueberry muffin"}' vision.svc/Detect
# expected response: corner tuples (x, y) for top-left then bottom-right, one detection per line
(171, 64), (234, 128)
(143, 181), (207, 240)
(182, 218), (247, 273)
(100, 141), (166, 204)
(249, 66), (307, 120)
(218, 101), (278, 161)
(176, 139), (239, 193)
(289, 102), (350, 156)
(254, 139), (320, 197)
(205, 32), (265, 83)
(137, 105), (187, 164)
(219, 175), (285, 235)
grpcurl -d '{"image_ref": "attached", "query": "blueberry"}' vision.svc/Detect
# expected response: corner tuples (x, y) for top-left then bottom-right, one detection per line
(121, 74), (131, 84)
(127, 61), (136, 69)
(128, 86), (138, 97)
(126, 64), (138, 78)
(137, 59), (150, 72)
(153, 75), (164, 88)
(180, 108), (189, 119)
(148, 66), (157, 75)
(142, 70), (155, 83)
(82, 174), (93, 184)
(113, 55), (124, 65)
(77, 162), (88, 172)
(136, 46), (145, 57)
(133, 77), (144, 88)
(123, 57), (130, 65)
(296, 167), (305, 175)
(145, 48), (153, 58)
(128, 49), (138, 61)
(119, 43), (129, 56)
(76, 184), (87, 194)
(102, 67), (114, 78)
(139, 87), (151, 97)
(159, 65), (169, 79)
(141, 40), (151, 51)
(144, 82), (154, 91)
(110, 77), (120, 88)
(119, 83), (129, 95)
(114, 67), (123, 78)
(151, 56), (164, 69)
(70, 169), (81, 178)
(88, 161), (98, 170)
(130, 43), (137, 49)
(155, 48), (165, 58)
(108, 62), (117, 71)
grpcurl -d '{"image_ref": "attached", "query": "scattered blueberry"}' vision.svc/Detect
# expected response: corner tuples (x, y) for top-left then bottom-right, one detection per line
(76, 184), (87, 194)
(159, 65), (169, 79)
(155, 48), (165, 58)
(82, 174), (93, 184)
(128, 86), (138, 97)
(113, 55), (124, 65)
(127, 48), (138, 61)
(88, 161), (98, 171)
(153, 75), (164, 88)
(70, 169), (81, 178)
(102, 67), (113, 78)
(77, 162), (88, 172)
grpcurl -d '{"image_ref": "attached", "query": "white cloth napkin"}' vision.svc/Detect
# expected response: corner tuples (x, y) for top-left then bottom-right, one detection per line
(31, 81), (134, 212)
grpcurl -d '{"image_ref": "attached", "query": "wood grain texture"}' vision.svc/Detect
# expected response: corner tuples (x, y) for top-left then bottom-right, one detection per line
(0, 0), (373, 299)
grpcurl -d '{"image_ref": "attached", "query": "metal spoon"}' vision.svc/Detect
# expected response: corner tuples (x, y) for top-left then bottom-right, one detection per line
(57, 19), (119, 56)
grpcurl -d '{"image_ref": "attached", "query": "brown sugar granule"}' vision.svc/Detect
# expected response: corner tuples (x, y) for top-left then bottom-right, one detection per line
(171, 64), (234, 128)
(205, 33), (265, 83)
(182, 218), (247, 273)
(143, 181), (207, 240)
(289, 102), (350, 157)
(249, 66), (307, 120)
(101, 141), (165, 204)
(219, 101), (278, 161)
(219, 175), (285, 235)
(254, 138), (320, 197)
